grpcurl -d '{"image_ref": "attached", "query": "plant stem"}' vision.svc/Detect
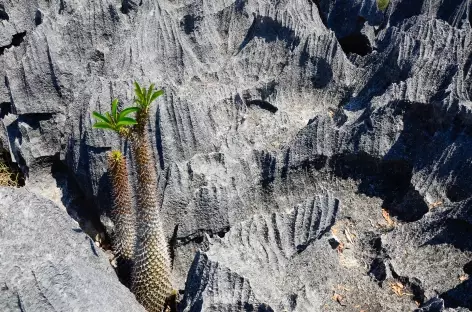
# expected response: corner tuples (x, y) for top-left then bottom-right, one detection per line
(130, 126), (172, 312)
(107, 151), (136, 283)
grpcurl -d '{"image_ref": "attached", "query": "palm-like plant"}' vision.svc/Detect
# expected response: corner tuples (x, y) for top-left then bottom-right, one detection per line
(92, 99), (139, 137)
(133, 82), (164, 134)
(133, 82), (164, 114)
(130, 82), (172, 312)
(92, 84), (172, 312)
(92, 99), (138, 284)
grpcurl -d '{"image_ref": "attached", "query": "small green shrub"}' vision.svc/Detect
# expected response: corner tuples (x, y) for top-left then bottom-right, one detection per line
(377, 0), (389, 11)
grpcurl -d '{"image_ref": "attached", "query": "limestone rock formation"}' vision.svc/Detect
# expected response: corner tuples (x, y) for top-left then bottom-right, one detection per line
(0, 0), (471, 311)
(0, 187), (145, 312)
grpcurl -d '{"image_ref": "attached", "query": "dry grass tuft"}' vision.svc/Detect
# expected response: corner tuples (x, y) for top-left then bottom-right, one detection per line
(0, 161), (20, 187)
(0, 153), (24, 187)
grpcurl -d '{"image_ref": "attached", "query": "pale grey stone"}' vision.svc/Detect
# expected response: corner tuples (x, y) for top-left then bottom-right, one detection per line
(0, 0), (471, 311)
(0, 187), (145, 312)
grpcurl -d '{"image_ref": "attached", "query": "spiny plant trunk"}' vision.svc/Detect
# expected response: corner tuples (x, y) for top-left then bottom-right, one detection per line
(130, 124), (172, 312)
(107, 151), (136, 285)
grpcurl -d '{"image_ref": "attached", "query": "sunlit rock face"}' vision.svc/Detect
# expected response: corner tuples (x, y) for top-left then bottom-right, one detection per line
(1, 0), (471, 311)
(0, 187), (146, 312)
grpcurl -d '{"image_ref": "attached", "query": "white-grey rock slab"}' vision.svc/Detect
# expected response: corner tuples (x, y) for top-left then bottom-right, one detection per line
(0, 187), (145, 312)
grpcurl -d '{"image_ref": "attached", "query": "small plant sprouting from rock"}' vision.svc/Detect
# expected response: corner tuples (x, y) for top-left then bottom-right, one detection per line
(376, 0), (389, 11)
(92, 83), (172, 312)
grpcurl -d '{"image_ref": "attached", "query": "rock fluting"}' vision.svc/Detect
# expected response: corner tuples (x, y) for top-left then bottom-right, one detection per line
(0, 0), (471, 311)
(180, 193), (340, 311)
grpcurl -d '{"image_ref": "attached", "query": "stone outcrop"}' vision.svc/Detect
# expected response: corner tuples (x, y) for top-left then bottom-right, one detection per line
(0, 187), (145, 312)
(0, 0), (471, 311)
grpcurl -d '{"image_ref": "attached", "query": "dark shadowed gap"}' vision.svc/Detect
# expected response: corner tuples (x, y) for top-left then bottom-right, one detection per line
(17, 113), (55, 130)
(258, 151), (277, 190)
(389, 0), (425, 26)
(463, 50), (472, 80)
(181, 15), (201, 34)
(108, 5), (119, 23)
(0, 102), (11, 118)
(0, 31), (27, 56)
(59, 0), (65, 14)
(441, 279), (472, 309)
(155, 107), (165, 170)
(437, 0), (467, 27)
(234, 0), (246, 13)
(120, 0), (140, 14)
(51, 154), (107, 234)
(446, 184), (469, 202)
(369, 258), (387, 282)
(11, 31), (26, 46)
(35, 10), (43, 26)
(424, 218), (472, 252)
(169, 224), (179, 270)
(0, 4), (9, 21)
(390, 264), (426, 305)
(247, 100), (278, 113)
(257, 303), (274, 312)
(470, 1), (472, 26)
(46, 46), (63, 97)
(338, 33), (372, 56)
(238, 15), (300, 53)
(464, 260), (472, 275)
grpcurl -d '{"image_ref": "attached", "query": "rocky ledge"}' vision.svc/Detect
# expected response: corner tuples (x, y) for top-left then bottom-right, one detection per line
(0, 187), (145, 312)
(0, 0), (471, 311)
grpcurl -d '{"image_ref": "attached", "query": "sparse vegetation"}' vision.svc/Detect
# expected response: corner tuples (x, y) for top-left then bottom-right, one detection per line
(0, 161), (18, 186)
(92, 82), (172, 312)
(377, 0), (389, 11)
(0, 153), (24, 187)
(92, 99), (139, 136)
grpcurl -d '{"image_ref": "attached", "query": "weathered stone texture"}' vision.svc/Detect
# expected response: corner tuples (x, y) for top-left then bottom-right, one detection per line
(1, 0), (471, 311)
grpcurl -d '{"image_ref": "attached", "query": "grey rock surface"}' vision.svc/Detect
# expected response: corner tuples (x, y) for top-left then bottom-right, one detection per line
(180, 192), (339, 311)
(0, 0), (471, 311)
(0, 187), (145, 312)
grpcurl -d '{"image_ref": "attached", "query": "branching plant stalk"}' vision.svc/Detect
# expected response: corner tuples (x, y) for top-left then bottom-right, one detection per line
(92, 83), (172, 312)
